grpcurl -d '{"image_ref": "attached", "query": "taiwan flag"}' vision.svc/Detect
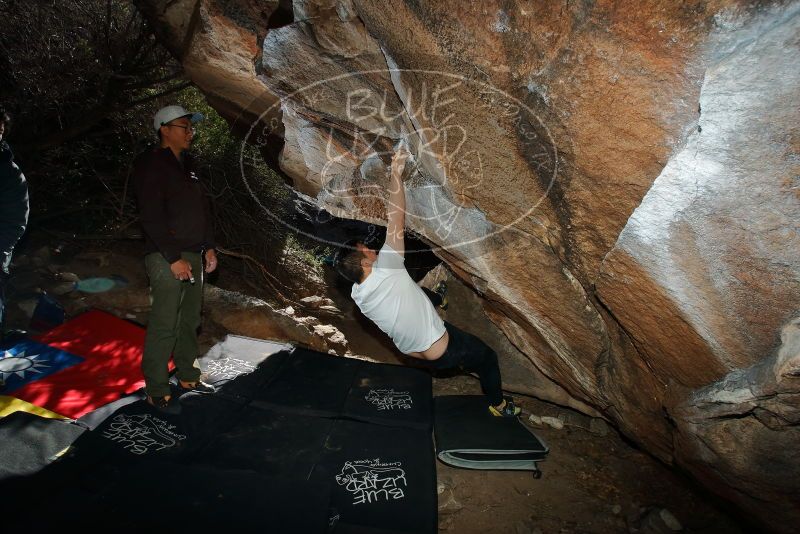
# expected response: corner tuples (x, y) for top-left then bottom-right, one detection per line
(1, 310), (146, 418)
(0, 340), (85, 392)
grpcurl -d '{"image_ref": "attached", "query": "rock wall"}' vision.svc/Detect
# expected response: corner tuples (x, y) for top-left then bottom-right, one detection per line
(136, 0), (800, 530)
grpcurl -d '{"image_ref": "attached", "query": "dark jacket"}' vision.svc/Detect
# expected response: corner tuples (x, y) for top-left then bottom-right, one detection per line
(132, 146), (215, 264)
(0, 141), (30, 274)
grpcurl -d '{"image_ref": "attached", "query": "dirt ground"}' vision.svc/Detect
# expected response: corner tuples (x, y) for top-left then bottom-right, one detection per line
(2, 235), (746, 534)
(431, 374), (744, 534)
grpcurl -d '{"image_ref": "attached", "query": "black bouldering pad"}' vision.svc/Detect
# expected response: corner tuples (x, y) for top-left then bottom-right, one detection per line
(1, 340), (438, 534)
(332, 525), (415, 534)
(112, 464), (331, 533)
(195, 335), (293, 399)
(201, 405), (335, 479)
(67, 392), (245, 466)
(434, 395), (548, 471)
(342, 362), (432, 431)
(13, 462), (331, 533)
(312, 419), (437, 534)
(76, 391), (145, 430)
(251, 347), (361, 417)
(251, 348), (432, 431)
(0, 411), (85, 480)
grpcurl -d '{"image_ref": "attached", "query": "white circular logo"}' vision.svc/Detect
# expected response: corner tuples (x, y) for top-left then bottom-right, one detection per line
(239, 65), (558, 256)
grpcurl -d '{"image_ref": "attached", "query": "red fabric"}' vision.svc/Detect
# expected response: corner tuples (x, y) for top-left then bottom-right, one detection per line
(10, 310), (147, 418)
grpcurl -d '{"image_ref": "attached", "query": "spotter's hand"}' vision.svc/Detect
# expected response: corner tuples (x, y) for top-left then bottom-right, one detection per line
(205, 248), (218, 273)
(170, 259), (193, 281)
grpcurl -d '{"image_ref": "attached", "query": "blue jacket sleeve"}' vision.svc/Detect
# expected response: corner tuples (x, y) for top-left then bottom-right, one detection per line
(0, 160), (29, 272)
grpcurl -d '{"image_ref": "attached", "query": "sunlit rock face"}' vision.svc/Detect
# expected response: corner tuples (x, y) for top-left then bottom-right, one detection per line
(134, 0), (281, 128)
(138, 0), (800, 528)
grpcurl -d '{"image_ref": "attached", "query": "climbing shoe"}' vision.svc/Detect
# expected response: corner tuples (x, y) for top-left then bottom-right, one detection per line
(489, 396), (522, 418)
(146, 395), (182, 416)
(433, 280), (449, 311)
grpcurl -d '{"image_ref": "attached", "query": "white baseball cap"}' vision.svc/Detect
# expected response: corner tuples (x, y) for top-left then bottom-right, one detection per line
(153, 105), (204, 132)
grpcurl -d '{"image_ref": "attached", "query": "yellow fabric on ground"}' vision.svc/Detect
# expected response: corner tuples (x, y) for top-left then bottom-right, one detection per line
(0, 395), (68, 419)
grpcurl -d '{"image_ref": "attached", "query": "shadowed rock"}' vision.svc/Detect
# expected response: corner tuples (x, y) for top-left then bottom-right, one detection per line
(137, 1), (800, 528)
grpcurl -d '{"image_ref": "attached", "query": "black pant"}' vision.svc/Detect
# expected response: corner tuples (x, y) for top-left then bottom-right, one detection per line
(418, 321), (504, 406)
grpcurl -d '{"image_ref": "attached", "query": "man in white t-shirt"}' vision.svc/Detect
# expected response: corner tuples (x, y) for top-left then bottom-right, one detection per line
(334, 145), (521, 417)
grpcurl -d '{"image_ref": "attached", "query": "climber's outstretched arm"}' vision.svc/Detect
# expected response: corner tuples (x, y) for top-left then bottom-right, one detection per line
(386, 146), (409, 255)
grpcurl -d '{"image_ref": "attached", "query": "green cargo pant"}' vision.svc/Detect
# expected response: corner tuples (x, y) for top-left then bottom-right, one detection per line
(142, 251), (203, 398)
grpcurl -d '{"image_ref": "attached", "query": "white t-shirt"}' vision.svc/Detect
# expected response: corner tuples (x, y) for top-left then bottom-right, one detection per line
(351, 243), (446, 354)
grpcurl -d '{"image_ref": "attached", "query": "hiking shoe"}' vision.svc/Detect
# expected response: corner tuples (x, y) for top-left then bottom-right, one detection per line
(178, 379), (216, 394)
(146, 395), (182, 416)
(433, 280), (449, 311)
(489, 396), (521, 418)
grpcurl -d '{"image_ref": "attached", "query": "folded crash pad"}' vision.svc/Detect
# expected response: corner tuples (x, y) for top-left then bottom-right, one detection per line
(434, 395), (548, 473)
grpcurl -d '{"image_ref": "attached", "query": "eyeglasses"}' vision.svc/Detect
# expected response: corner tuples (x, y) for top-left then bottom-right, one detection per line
(164, 123), (195, 134)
